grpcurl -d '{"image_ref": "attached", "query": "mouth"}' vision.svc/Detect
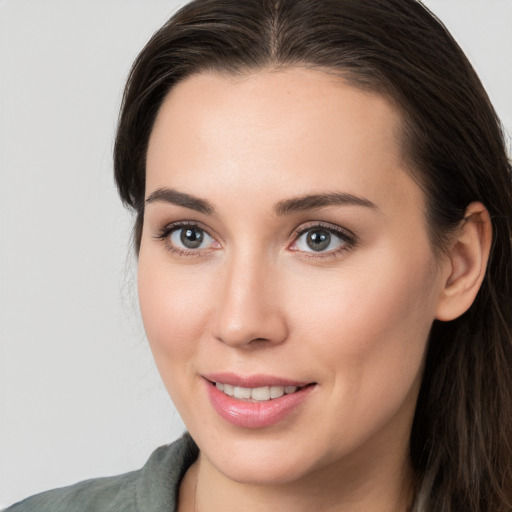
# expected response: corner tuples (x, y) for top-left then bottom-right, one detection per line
(212, 381), (309, 402)
(204, 375), (317, 428)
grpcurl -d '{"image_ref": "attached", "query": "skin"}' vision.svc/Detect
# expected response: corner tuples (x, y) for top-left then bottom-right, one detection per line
(137, 68), (486, 512)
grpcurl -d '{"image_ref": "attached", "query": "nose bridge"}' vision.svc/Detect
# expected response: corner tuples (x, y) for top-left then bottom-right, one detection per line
(213, 246), (287, 347)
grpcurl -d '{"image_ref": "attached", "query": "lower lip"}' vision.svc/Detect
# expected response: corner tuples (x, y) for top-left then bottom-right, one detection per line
(206, 381), (315, 429)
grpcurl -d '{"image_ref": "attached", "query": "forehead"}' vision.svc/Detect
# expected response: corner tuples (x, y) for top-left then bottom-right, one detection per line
(146, 68), (423, 217)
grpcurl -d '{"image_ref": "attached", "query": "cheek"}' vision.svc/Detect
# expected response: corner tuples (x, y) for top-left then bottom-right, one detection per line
(290, 250), (438, 396)
(137, 257), (218, 423)
(137, 254), (214, 366)
(303, 259), (437, 444)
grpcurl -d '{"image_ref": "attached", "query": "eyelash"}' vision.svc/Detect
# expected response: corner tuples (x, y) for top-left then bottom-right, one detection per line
(154, 221), (358, 259)
(290, 222), (358, 259)
(154, 221), (218, 258)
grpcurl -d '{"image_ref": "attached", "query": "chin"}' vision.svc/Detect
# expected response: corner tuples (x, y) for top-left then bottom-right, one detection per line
(213, 451), (314, 485)
(192, 427), (334, 486)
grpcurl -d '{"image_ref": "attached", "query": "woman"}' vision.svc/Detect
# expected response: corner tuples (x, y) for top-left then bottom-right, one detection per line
(6, 0), (512, 511)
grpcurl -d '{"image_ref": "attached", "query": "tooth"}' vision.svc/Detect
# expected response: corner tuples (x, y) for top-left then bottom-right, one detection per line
(270, 386), (285, 399)
(220, 383), (301, 400)
(233, 386), (251, 399)
(251, 386), (271, 401)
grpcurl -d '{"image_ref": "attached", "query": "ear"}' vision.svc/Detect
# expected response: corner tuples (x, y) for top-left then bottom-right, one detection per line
(435, 202), (492, 321)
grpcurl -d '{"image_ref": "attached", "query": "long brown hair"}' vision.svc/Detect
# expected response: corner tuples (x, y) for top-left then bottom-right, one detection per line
(114, 1), (512, 509)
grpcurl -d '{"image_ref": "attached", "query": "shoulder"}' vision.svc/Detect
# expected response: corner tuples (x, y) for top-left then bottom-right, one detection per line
(3, 471), (139, 512)
(4, 433), (199, 512)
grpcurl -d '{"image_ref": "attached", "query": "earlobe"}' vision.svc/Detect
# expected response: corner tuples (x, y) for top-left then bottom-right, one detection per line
(435, 202), (492, 322)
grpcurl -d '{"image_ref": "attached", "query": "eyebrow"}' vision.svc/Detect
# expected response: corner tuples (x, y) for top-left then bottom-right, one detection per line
(274, 193), (378, 216)
(145, 187), (214, 215)
(144, 188), (377, 216)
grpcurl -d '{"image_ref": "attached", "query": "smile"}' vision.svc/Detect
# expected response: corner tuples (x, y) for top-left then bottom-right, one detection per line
(214, 382), (301, 402)
(206, 378), (317, 428)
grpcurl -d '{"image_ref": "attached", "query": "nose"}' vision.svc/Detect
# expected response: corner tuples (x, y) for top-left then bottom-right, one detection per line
(212, 252), (289, 348)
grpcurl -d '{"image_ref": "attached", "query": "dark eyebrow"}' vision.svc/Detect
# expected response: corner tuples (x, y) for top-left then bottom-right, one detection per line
(145, 188), (376, 216)
(145, 187), (214, 215)
(274, 193), (378, 216)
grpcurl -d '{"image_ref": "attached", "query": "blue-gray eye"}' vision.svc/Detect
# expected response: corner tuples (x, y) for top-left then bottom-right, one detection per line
(294, 227), (347, 253)
(306, 229), (331, 251)
(170, 226), (214, 250)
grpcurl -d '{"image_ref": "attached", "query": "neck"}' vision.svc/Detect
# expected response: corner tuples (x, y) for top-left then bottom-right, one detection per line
(182, 442), (414, 512)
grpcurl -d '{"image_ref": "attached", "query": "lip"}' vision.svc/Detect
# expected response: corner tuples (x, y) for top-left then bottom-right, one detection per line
(203, 373), (316, 429)
(203, 372), (311, 388)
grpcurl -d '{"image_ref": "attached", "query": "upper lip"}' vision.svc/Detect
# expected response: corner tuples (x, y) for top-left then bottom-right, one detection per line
(202, 372), (314, 388)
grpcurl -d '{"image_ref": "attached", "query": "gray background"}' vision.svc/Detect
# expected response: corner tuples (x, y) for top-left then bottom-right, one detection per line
(1, 0), (511, 507)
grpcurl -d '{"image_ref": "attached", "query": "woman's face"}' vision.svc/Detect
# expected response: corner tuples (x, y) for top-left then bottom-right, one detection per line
(138, 68), (449, 486)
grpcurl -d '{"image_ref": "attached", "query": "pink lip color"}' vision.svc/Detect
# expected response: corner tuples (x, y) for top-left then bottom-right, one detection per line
(204, 374), (316, 429)
(204, 372), (310, 388)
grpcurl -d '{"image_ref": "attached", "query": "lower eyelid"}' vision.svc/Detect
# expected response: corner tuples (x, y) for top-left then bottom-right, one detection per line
(156, 223), (222, 255)
(290, 224), (358, 254)
(154, 221), (355, 256)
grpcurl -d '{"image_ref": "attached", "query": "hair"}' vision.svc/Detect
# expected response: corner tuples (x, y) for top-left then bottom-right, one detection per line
(113, 1), (512, 510)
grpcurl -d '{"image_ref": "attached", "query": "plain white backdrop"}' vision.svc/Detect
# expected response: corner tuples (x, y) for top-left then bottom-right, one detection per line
(0, 0), (511, 507)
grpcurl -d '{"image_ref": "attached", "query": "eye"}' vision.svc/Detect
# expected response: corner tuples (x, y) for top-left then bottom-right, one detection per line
(291, 224), (356, 255)
(170, 226), (212, 249)
(156, 222), (219, 255)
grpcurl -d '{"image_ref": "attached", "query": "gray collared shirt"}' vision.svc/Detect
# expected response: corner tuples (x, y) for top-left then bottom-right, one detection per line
(4, 434), (198, 512)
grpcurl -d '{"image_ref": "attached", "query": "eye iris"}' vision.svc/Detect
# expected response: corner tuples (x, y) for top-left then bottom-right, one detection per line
(180, 227), (204, 249)
(306, 229), (331, 251)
